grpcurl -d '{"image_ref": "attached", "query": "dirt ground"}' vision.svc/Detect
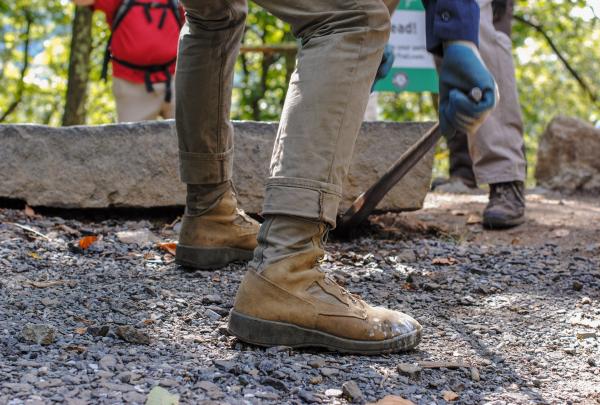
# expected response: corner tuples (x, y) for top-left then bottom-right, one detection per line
(0, 189), (599, 404)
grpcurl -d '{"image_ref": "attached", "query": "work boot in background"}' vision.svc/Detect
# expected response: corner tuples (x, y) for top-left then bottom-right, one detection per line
(483, 181), (526, 229)
(228, 216), (422, 354)
(176, 182), (260, 269)
(431, 131), (478, 192)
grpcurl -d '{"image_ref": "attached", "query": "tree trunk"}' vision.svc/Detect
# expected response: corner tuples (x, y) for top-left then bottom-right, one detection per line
(62, 6), (93, 126)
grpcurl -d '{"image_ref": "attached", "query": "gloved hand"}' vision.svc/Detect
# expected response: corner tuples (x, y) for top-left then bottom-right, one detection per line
(372, 44), (395, 92)
(439, 41), (498, 137)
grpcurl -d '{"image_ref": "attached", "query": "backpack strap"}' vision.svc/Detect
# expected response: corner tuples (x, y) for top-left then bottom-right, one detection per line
(101, 0), (136, 80)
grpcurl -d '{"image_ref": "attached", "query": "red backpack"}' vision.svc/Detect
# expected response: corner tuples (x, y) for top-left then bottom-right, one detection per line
(101, 0), (183, 102)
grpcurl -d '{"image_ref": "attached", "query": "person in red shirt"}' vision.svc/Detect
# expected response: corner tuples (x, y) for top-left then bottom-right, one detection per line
(72, 0), (182, 122)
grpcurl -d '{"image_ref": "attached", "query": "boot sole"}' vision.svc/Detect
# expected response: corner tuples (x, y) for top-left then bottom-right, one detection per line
(176, 245), (254, 270)
(228, 310), (421, 355)
(483, 215), (525, 230)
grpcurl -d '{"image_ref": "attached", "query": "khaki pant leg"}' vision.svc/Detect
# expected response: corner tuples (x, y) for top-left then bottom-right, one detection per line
(254, 0), (391, 226)
(112, 77), (165, 122)
(470, 0), (526, 184)
(160, 78), (176, 119)
(175, 0), (246, 185)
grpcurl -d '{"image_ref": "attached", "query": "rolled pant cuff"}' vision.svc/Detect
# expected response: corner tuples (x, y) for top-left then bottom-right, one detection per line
(179, 147), (234, 184)
(262, 177), (342, 228)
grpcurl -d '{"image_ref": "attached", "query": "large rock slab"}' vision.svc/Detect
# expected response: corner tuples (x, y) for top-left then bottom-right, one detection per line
(0, 121), (434, 213)
(535, 116), (600, 194)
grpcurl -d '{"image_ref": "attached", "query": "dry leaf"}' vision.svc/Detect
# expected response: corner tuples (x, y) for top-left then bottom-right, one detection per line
(78, 235), (98, 250)
(442, 391), (459, 401)
(74, 327), (88, 335)
(368, 395), (416, 405)
(28, 252), (41, 260)
(64, 345), (87, 354)
(24, 205), (36, 217)
(432, 257), (458, 266)
(157, 242), (177, 255)
(466, 214), (482, 225)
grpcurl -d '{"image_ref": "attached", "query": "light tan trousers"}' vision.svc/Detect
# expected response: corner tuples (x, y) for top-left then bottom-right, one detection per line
(176, 0), (397, 226)
(470, 0), (526, 184)
(112, 77), (175, 122)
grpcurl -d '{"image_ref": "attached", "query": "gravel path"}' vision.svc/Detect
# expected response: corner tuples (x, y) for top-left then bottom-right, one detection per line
(1, 196), (599, 404)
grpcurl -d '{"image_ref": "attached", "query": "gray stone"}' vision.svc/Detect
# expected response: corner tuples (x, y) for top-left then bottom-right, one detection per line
(536, 116), (600, 194)
(341, 381), (364, 403)
(116, 229), (158, 245)
(0, 121), (434, 213)
(21, 323), (56, 345)
(397, 363), (422, 378)
(115, 325), (150, 345)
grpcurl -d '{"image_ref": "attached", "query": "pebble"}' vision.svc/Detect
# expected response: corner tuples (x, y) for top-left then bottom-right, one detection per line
(21, 323), (56, 345)
(342, 381), (364, 403)
(115, 325), (150, 345)
(397, 363), (422, 378)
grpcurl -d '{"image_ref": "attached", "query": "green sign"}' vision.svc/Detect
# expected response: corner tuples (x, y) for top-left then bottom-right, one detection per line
(373, 1), (439, 93)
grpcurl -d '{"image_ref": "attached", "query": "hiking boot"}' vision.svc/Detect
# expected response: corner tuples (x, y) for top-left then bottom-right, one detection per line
(483, 181), (526, 229)
(228, 216), (422, 354)
(176, 187), (260, 269)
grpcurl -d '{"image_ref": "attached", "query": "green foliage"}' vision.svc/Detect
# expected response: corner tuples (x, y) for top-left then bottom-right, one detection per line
(1, 1), (599, 183)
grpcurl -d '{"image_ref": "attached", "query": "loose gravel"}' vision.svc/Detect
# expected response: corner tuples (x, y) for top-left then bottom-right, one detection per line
(0, 204), (599, 404)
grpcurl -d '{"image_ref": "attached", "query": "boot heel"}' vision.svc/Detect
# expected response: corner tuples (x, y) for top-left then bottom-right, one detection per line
(175, 245), (254, 269)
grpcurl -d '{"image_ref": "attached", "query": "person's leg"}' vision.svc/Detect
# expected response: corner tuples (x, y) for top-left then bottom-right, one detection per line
(174, 0), (259, 269)
(112, 77), (164, 122)
(472, 0), (526, 228)
(228, 0), (421, 353)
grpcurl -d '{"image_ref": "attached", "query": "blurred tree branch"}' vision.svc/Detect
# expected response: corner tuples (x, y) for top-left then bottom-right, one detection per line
(0, 10), (33, 123)
(514, 13), (598, 105)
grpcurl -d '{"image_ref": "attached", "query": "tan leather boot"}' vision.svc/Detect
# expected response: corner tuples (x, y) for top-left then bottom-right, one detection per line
(228, 217), (421, 354)
(176, 189), (260, 269)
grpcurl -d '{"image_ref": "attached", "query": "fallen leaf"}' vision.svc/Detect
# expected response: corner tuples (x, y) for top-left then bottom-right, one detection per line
(64, 345), (87, 354)
(145, 386), (179, 405)
(157, 242), (177, 255)
(24, 205), (36, 217)
(368, 395), (416, 405)
(466, 214), (482, 225)
(442, 390), (459, 401)
(28, 252), (41, 259)
(74, 327), (88, 335)
(78, 235), (98, 250)
(552, 229), (570, 238)
(432, 257), (459, 266)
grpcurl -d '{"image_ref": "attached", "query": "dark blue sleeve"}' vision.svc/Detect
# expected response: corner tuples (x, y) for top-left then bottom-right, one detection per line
(422, 0), (480, 55)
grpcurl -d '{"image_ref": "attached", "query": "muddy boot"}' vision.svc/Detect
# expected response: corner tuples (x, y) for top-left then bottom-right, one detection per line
(176, 183), (260, 269)
(228, 216), (422, 354)
(483, 181), (526, 229)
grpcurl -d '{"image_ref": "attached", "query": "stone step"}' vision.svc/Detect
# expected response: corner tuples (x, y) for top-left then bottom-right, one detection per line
(0, 120), (434, 213)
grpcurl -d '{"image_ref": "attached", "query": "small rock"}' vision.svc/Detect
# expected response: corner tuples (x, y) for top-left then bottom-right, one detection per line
(320, 367), (339, 377)
(576, 331), (597, 340)
(145, 386), (179, 405)
(470, 367), (481, 382)
(204, 309), (222, 321)
(572, 280), (584, 291)
(532, 379), (543, 388)
(397, 363), (422, 378)
(564, 347), (577, 355)
(21, 323), (55, 345)
(99, 354), (118, 371)
(588, 358), (597, 367)
(309, 375), (323, 385)
(213, 360), (237, 373)
(308, 358), (326, 369)
(325, 388), (343, 397)
(298, 389), (321, 403)
(342, 381), (364, 403)
(202, 294), (223, 304)
(196, 381), (224, 400)
(261, 376), (288, 392)
(116, 229), (158, 245)
(115, 325), (150, 345)
(442, 390), (459, 401)
(87, 325), (110, 337)
(581, 297), (592, 305)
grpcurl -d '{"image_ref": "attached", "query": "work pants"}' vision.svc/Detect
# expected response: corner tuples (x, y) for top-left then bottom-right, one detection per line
(443, 0), (525, 185)
(176, 0), (396, 226)
(112, 77), (175, 122)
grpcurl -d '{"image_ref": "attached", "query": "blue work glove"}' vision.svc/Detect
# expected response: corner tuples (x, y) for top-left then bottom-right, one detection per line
(372, 44), (395, 92)
(439, 41), (498, 137)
